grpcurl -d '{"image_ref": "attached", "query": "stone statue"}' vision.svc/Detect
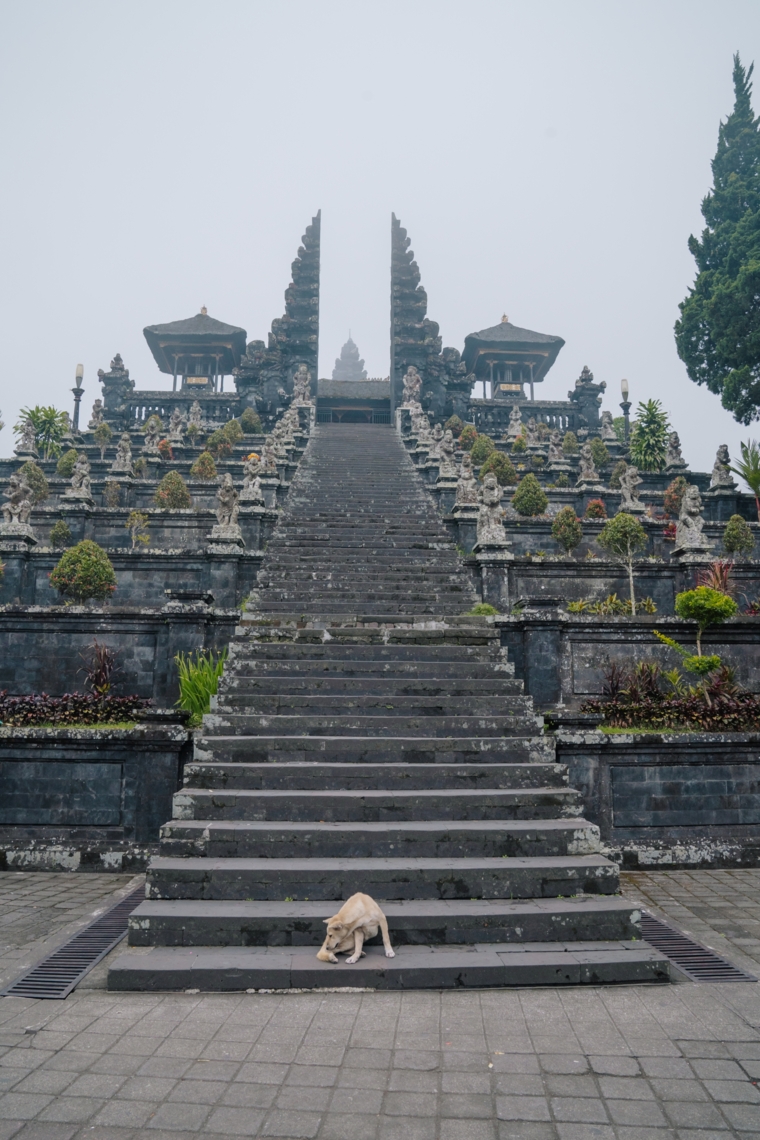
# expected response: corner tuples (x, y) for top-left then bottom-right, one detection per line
(576, 442), (599, 486)
(476, 473), (508, 546)
(188, 401), (203, 430)
(454, 453), (479, 508)
(665, 431), (687, 471)
(292, 364), (313, 405)
(2, 471), (33, 526)
(216, 473), (240, 528)
(618, 464), (645, 512)
(600, 411), (617, 442)
(506, 405), (523, 440)
(14, 420), (37, 457)
(710, 444), (734, 489)
(547, 431), (563, 465)
(260, 437), (279, 474)
(110, 433), (133, 475)
(524, 418), (540, 447)
(401, 366), (423, 408)
(412, 409), (432, 446)
(240, 453), (265, 505)
(568, 365), (606, 429)
(674, 484), (714, 555)
(427, 423), (444, 461)
(438, 430), (458, 480)
(65, 453), (92, 500)
(88, 399), (105, 429)
(168, 408), (185, 444)
(142, 416), (162, 455)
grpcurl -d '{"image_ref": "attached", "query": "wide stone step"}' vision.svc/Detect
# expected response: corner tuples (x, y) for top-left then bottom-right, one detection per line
(146, 854), (619, 901)
(224, 663), (516, 680)
(108, 942), (670, 991)
(202, 714), (540, 737)
(195, 735), (556, 765)
(229, 645), (503, 661)
(159, 819), (600, 859)
(218, 678), (523, 697)
(172, 787), (581, 821)
(182, 761), (565, 791)
(212, 695), (532, 717)
(126, 895), (642, 948)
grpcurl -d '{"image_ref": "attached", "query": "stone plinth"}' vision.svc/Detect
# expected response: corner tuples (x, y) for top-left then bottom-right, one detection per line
(207, 523), (245, 552)
(0, 523), (36, 551)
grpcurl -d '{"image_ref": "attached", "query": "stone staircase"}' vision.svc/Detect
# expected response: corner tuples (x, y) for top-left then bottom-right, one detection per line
(109, 424), (669, 990)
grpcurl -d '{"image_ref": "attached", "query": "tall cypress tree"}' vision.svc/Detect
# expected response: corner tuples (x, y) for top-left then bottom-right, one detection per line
(675, 54), (760, 423)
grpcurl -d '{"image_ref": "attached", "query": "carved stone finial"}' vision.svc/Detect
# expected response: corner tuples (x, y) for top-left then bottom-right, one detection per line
(476, 472), (509, 547)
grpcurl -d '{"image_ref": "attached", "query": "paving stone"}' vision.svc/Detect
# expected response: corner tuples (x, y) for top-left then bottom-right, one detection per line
(496, 1097), (551, 1121)
(36, 1099), (103, 1124)
(0, 1096), (53, 1121)
(377, 1121), (434, 1140)
(260, 1110), (322, 1138)
(91, 1100), (157, 1128)
(439, 1122), (497, 1140)
(606, 1100), (668, 1126)
(318, 1115), (378, 1140)
(203, 1106), (265, 1135)
(144, 1102), (211, 1131)
(218, 1083), (277, 1108)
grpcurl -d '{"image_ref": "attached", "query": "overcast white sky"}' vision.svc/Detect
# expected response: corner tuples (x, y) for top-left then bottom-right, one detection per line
(1, 0), (759, 471)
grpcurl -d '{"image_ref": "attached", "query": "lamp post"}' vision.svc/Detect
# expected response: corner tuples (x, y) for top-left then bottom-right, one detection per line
(71, 364), (84, 433)
(620, 378), (631, 443)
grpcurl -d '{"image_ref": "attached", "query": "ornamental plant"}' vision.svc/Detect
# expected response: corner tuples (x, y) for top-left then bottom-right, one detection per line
(663, 475), (688, 518)
(49, 540), (117, 604)
(551, 506), (583, 556)
(240, 407), (263, 434)
(459, 425), (478, 450)
(675, 585), (738, 657)
(154, 471), (192, 509)
(125, 510), (150, 549)
(56, 449), (79, 478)
(18, 461), (49, 504)
(511, 435), (526, 454)
(102, 480), (120, 508)
(175, 648), (228, 723)
(629, 399), (670, 472)
(467, 603), (498, 616)
(723, 513), (755, 557)
(609, 459), (627, 489)
(470, 434), (495, 464)
(206, 428), (232, 458)
(157, 438), (173, 461)
(224, 418), (244, 443)
(589, 438), (610, 468)
(597, 512), (648, 614)
(92, 421), (112, 460)
(729, 440), (760, 520)
(49, 519), (73, 549)
(444, 415), (464, 437)
(479, 452), (517, 486)
(190, 451), (218, 481)
(584, 498), (607, 519)
(14, 405), (69, 459)
(562, 431), (579, 456)
(132, 457), (147, 478)
(511, 473), (548, 517)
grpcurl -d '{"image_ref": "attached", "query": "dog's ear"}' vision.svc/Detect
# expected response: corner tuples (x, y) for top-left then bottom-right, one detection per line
(323, 919), (330, 925)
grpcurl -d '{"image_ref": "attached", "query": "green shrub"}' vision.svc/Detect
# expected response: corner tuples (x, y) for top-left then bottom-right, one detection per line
(49, 540), (116, 603)
(584, 498), (608, 519)
(224, 419), (244, 443)
(589, 438), (610, 468)
(132, 457), (147, 478)
(18, 461), (49, 505)
(92, 421), (112, 459)
(562, 431), (579, 456)
(240, 407), (263, 434)
(102, 480), (120, 508)
(467, 603), (498, 616)
(551, 506), (583, 555)
(206, 428), (232, 458)
(664, 475), (688, 518)
(190, 451), (218, 481)
(470, 434), (495, 463)
(459, 425), (478, 451)
(609, 459), (628, 489)
(479, 452), (517, 486)
(512, 473), (548, 517)
(723, 514), (755, 557)
(56, 449), (79, 478)
(49, 519), (73, 549)
(154, 471), (192, 509)
(597, 512), (648, 614)
(629, 399), (670, 472)
(175, 648), (228, 722)
(444, 415), (464, 437)
(674, 586), (739, 655)
(125, 510), (150, 549)
(555, 472), (570, 488)
(511, 435), (526, 454)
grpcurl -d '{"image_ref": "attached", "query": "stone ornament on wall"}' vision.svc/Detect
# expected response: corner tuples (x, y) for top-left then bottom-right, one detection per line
(88, 399), (105, 429)
(63, 453), (94, 504)
(506, 405), (523, 440)
(618, 465), (646, 513)
(427, 423), (444, 462)
(476, 472), (509, 546)
(665, 431), (687, 472)
(453, 453), (479, 511)
(240, 453), (266, 504)
(400, 366), (423, 409)
(14, 420), (37, 458)
(600, 411), (617, 442)
(142, 417), (162, 456)
(437, 430), (458, 481)
(673, 484), (714, 558)
(110, 434), (133, 475)
(576, 442), (603, 489)
(168, 408), (185, 445)
(710, 444), (735, 489)
(209, 473), (244, 548)
(291, 364), (313, 406)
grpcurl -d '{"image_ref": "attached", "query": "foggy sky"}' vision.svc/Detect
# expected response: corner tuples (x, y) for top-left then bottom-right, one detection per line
(1, 0), (759, 472)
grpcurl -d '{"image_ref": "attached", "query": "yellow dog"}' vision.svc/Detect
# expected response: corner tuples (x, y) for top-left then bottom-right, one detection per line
(317, 893), (396, 964)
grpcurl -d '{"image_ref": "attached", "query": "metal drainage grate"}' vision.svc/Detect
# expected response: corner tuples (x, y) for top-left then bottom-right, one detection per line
(0, 886), (145, 1000)
(641, 912), (757, 983)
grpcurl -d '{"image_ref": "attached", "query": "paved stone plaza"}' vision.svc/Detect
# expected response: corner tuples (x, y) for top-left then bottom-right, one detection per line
(2, 872), (760, 1138)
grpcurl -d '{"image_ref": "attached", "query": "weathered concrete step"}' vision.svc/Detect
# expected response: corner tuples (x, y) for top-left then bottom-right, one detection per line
(219, 679), (523, 698)
(182, 761), (565, 791)
(257, 603), (473, 616)
(202, 714), (540, 738)
(108, 942), (670, 991)
(126, 895), (642, 947)
(172, 787), (581, 822)
(146, 854), (619, 900)
(239, 627), (498, 646)
(159, 818), (600, 859)
(223, 663), (516, 681)
(195, 735), (556, 765)
(230, 645), (502, 661)
(211, 695), (532, 717)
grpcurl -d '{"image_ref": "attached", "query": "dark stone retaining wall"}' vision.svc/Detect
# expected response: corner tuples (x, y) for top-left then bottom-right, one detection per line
(0, 722), (192, 871)
(556, 730), (760, 869)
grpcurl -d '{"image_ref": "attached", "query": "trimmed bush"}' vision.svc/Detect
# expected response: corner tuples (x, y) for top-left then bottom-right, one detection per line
(240, 407), (263, 434)
(597, 512), (648, 614)
(723, 513), (755, 557)
(589, 438), (610, 468)
(609, 459), (628, 489)
(443, 415), (464, 437)
(190, 451), (218, 481)
(512, 473), (548, 517)
(102, 480), (120, 508)
(479, 452), (517, 486)
(0, 691), (149, 727)
(562, 431), (579, 456)
(18, 461), (49, 504)
(459, 425), (478, 450)
(132, 457), (147, 478)
(664, 475), (688, 518)
(674, 586), (739, 655)
(224, 419), (244, 443)
(154, 471), (192, 509)
(49, 540), (117, 603)
(551, 506), (583, 555)
(511, 435), (526, 454)
(56, 449), (79, 478)
(49, 519), (73, 549)
(584, 498), (608, 519)
(93, 421), (112, 459)
(470, 434), (496, 463)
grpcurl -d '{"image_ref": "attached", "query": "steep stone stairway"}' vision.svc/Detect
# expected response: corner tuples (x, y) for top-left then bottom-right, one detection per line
(110, 424), (668, 990)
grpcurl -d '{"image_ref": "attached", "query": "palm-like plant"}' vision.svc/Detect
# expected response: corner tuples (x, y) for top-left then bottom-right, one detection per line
(729, 440), (760, 521)
(629, 399), (670, 472)
(14, 405), (69, 459)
